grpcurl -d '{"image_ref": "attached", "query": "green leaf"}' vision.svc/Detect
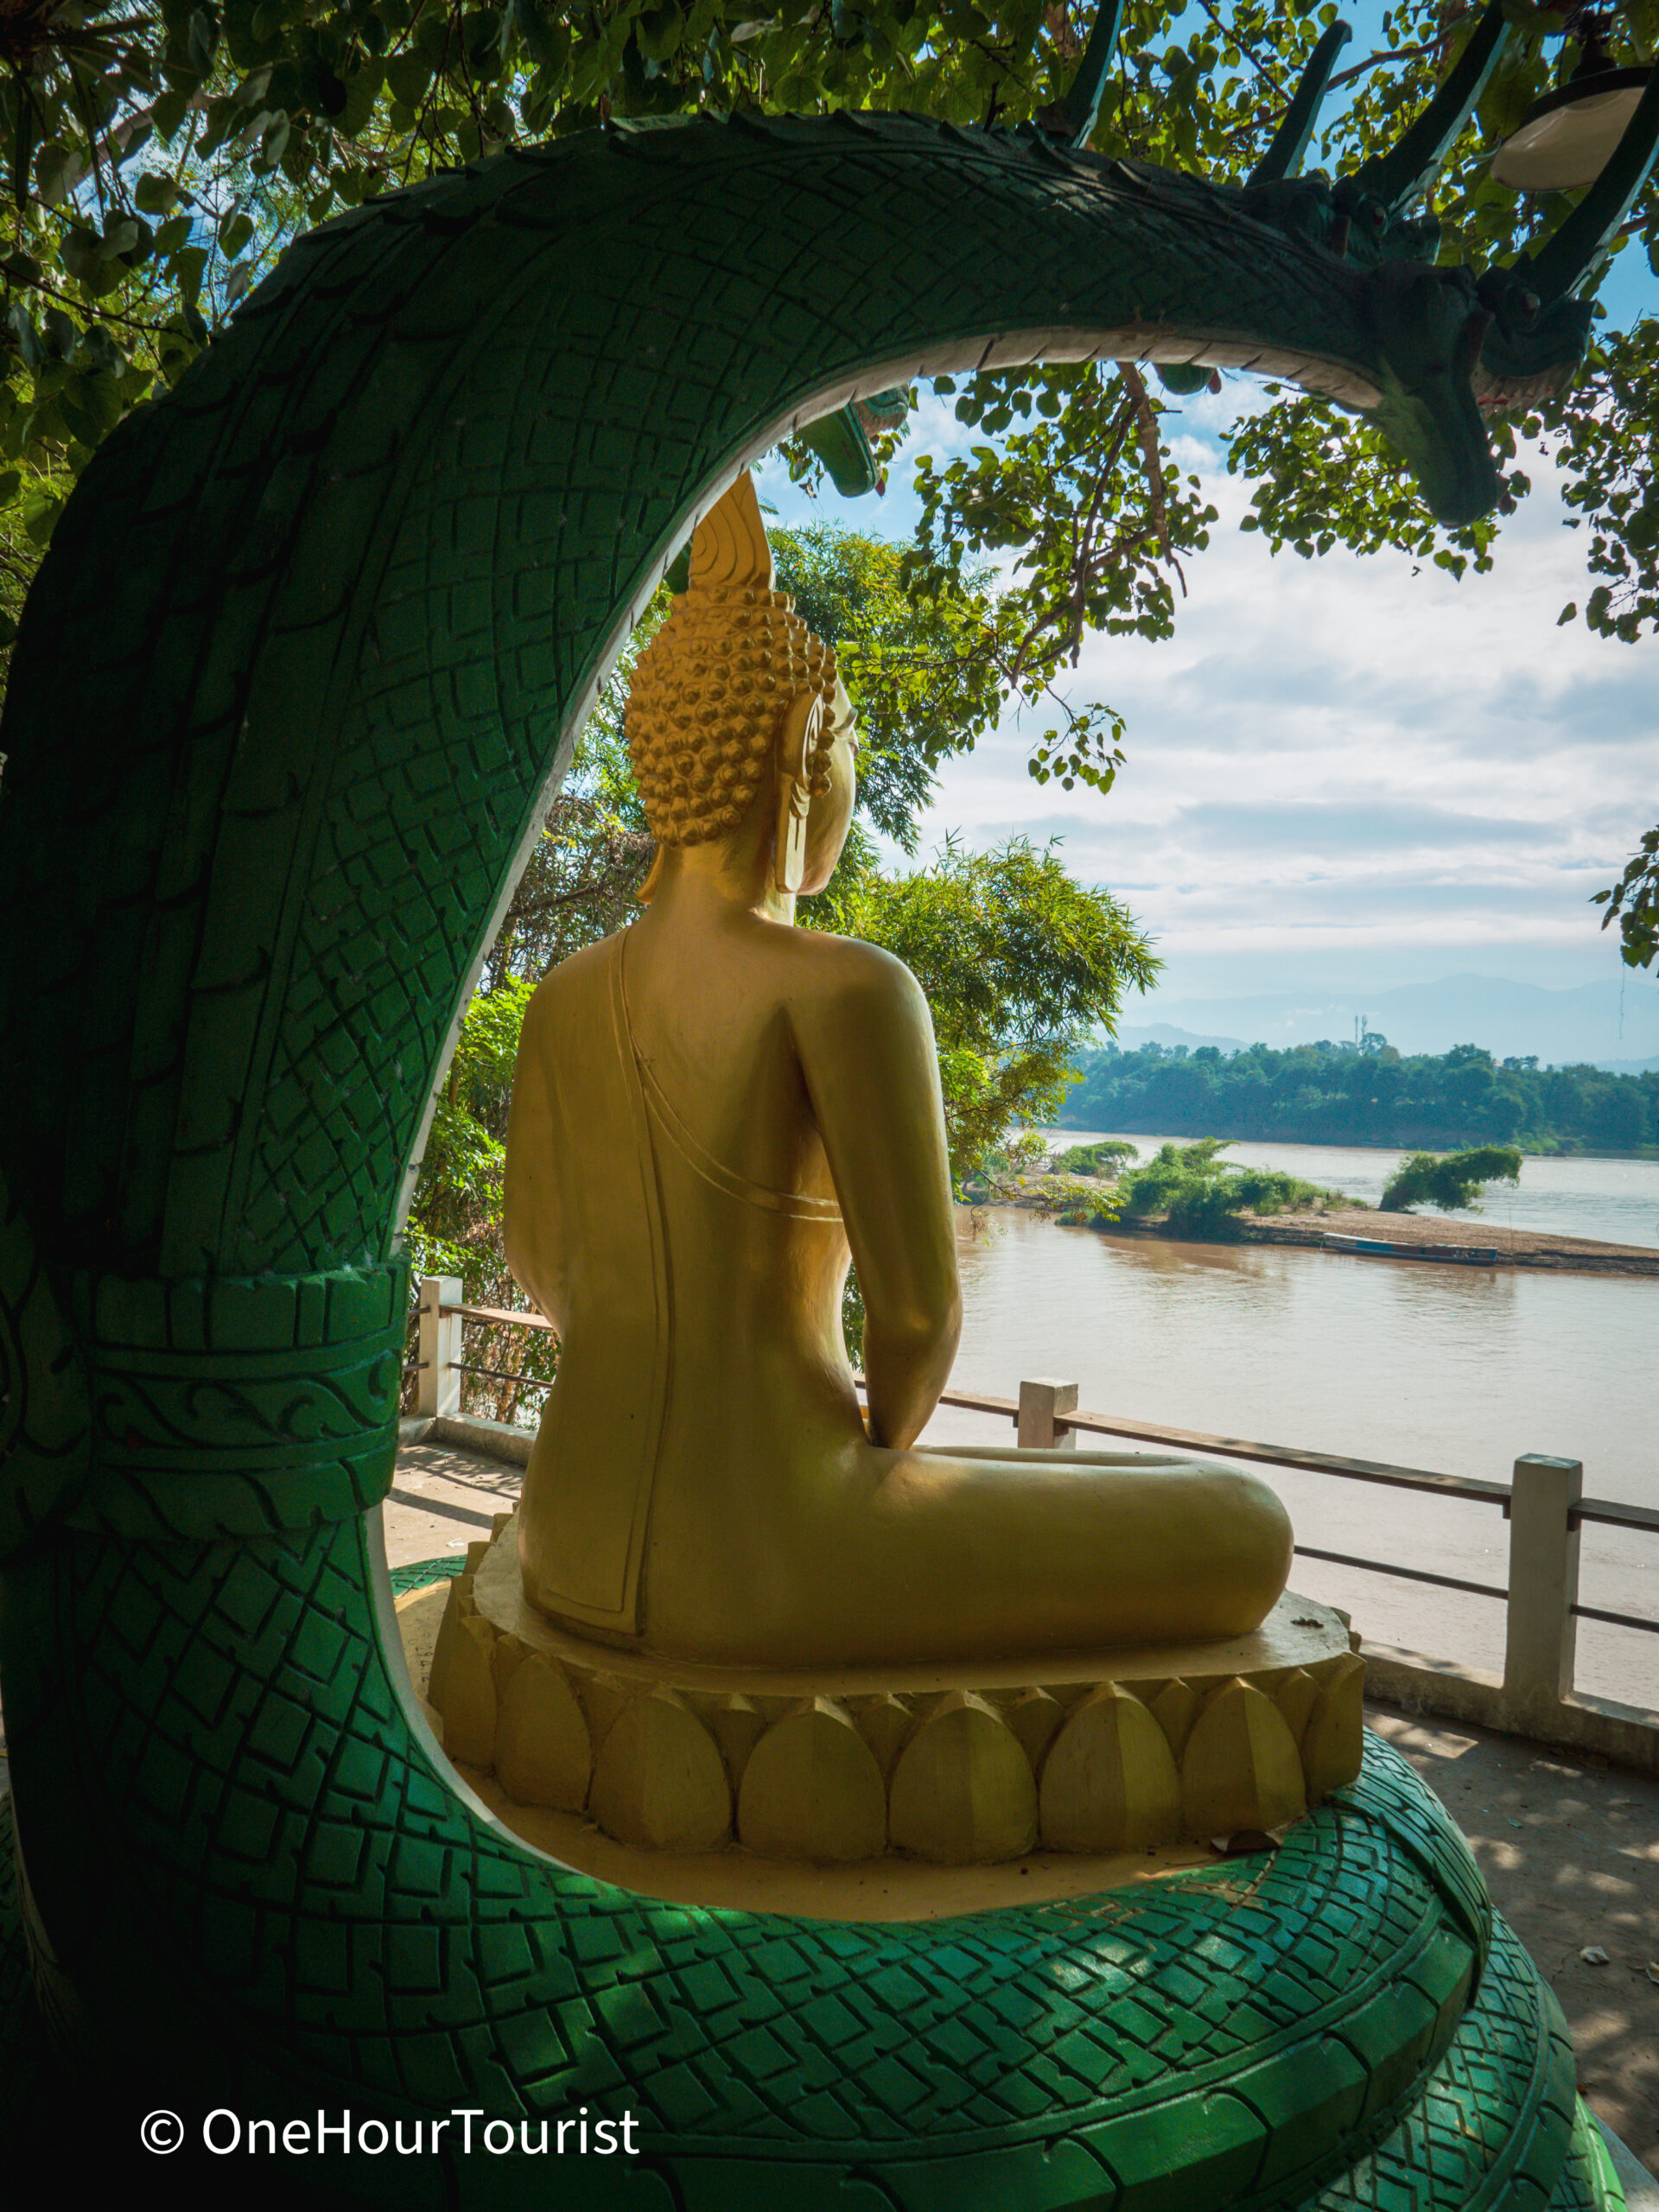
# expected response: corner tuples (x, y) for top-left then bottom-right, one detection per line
(385, 50), (434, 105)
(22, 480), (62, 547)
(414, 8), (451, 60)
(9, 90), (34, 212)
(310, 62), (349, 118)
(40, 305), (78, 362)
(60, 227), (102, 284)
(508, 0), (571, 75)
(337, 62), (385, 137)
(188, 8), (221, 73)
(79, 326), (129, 376)
(253, 111), (290, 169)
(34, 143), (77, 209)
(169, 245), (208, 308)
(224, 0), (288, 63)
(151, 88), (192, 141)
(634, 3), (685, 62)
(135, 170), (181, 214)
(5, 303), (43, 374)
(59, 365), (126, 443)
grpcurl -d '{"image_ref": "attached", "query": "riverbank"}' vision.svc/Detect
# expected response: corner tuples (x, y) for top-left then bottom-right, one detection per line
(1054, 1125), (1659, 1164)
(992, 1175), (1659, 1275)
(1246, 1205), (1659, 1275)
(1039, 1128), (1659, 1251)
(1109, 1204), (1659, 1276)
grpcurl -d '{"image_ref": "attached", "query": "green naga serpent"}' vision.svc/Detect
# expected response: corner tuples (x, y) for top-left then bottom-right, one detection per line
(0, 0), (1650, 2199)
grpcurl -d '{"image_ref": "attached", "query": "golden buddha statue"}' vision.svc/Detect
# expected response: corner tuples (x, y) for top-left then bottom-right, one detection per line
(502, 472), (1293, 1674)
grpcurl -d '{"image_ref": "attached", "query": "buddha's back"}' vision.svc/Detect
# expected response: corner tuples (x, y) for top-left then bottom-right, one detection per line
(504, 913), (892, 1648)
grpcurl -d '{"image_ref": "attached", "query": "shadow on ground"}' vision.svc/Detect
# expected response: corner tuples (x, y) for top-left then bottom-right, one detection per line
(1364, 1708), (1659, 2175)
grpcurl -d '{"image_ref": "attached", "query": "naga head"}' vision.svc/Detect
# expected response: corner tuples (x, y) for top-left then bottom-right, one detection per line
(796, 0), (1658, 530)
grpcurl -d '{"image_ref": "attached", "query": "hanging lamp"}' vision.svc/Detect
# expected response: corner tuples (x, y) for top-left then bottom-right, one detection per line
(1491, 16), (1652, 191)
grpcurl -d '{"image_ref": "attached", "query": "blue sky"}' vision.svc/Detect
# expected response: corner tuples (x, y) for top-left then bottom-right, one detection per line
(749, 6), (1658, 1018)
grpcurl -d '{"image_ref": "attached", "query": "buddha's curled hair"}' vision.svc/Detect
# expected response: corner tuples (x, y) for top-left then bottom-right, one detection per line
(626, 471), (839, 848)
(627, 588), (837, 846)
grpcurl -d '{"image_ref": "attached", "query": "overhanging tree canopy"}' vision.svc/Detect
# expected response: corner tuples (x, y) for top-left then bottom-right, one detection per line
(3, 1), (1654, 929)
(3, 0), (1657, 634)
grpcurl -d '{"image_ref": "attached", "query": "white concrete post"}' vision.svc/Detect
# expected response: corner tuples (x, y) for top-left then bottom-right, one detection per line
(1018, 1377), (1078, 1451)
(416, 1274), (462, 1420)
(1503, 1452), (1583, 1732)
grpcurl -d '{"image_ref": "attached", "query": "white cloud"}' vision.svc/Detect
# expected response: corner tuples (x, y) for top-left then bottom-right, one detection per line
(759, 393), (1658, 1004)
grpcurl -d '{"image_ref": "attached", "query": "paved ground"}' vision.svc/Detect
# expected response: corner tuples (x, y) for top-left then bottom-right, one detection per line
(386, 1430), (525, 1560)
(1, 1433), (1651, 2181)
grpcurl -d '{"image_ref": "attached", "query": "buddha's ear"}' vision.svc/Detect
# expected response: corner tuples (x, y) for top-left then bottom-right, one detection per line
(774, 693), (823, 895)
(780, 691), (823, 784)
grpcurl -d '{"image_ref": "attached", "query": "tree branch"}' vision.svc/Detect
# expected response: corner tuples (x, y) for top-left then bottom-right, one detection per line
(1190, 0), (1288, 98)
(1117, 359), (1187, 594)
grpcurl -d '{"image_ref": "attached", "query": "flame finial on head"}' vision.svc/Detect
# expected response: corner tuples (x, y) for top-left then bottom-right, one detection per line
(688, 471), (777, 594)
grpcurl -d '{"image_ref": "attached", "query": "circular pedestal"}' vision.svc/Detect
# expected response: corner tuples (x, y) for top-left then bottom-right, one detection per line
(405, 1515), (1365, 1881)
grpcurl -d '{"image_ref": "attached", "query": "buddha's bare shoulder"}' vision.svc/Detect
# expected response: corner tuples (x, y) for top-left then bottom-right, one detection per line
(761, 919), (920, 996)
(539, 932), (620, 986)
(751, 921), (932, 1043)
(518, 932), (621, 1028)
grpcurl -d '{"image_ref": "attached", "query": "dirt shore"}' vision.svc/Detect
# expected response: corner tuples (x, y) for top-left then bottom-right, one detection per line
(1011, 1178), (1659, 1275)
(1242, 1205), (1659, 1274)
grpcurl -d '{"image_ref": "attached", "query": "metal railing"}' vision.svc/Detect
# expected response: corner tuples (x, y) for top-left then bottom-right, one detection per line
(409, 1275), (1659, 1770)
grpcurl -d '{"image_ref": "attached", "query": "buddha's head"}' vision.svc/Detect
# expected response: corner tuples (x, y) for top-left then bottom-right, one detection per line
(627, 473), (857, 898)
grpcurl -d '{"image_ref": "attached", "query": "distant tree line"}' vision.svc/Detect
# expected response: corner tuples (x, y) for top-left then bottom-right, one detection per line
(1059, 1038), (1658, 1154)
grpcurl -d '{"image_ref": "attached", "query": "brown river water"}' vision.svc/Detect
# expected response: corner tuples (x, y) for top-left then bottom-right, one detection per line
(916, 1136), (1659, 1710)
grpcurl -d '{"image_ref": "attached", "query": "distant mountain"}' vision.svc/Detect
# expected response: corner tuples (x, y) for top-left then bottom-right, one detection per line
(1123, 975), (1659, 1067)
(1114, 1022), (1247, 1054)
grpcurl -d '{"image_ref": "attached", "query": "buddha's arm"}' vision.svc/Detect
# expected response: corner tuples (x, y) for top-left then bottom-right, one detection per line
(502, 984), (566, 1329)
(791, 948), (961, 1449)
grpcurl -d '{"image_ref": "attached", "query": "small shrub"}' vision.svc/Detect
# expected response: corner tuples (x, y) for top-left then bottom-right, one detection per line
(1114, 1139), (1348, 1240)
(1052, 1139), (1140, 1178)
(1379, 1146), (1522, 1213)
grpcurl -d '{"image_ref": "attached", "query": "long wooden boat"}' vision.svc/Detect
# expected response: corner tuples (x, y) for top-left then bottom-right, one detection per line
(1323, 1231), (1500, 1265)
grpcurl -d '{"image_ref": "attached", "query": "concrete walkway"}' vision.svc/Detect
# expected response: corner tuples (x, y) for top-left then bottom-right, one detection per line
(384, 1436), (1659, 2179)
